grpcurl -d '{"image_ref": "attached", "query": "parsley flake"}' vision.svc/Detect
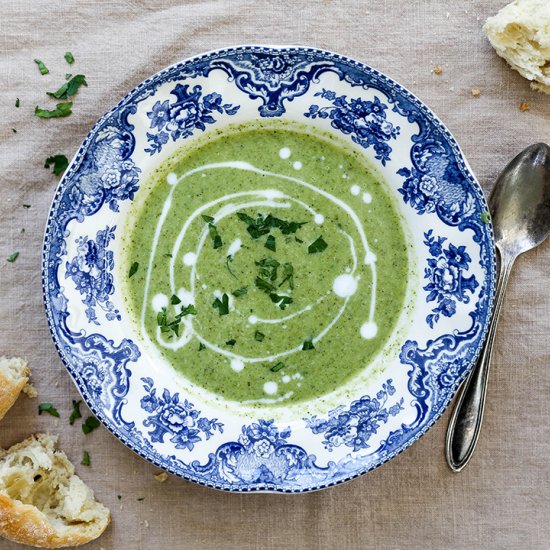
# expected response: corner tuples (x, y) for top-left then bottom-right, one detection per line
(11, 128), (16, 133)
(265, 234), (276, 251)
(226, 255), (237, 278)
(254, 331), (265, 342)
(82, 416), (101, 434)
(157, 303), (197, 337)
(225, 339), (236, 346)
(232, 287), (248, 297)
(128, 261), (139, 278)
(279, 263), (294, 289)
(47, 74), (87, 100)
(256, 257), (279, 281)
(34, 58), (49, 75)
(269, 293), (293, 310)
(308, 236), (328, 254)
(7, 252), (19, 263)
(22, 204), (31, 208)
(15, 98), (20, 108)
(236, 212), (306, 239)
(69, 399), (82, 425)
(81, 450), (90, 466)
(44, 154), (69, 176)
(302, 338), (315, 351)
(38, 403), (59, 417)
(270, 362), (285, 372)
(202, 215), (222, 249)
(255, 276), (276, 294)
(35, 102), (73, 118)
(212, 293), (230, 315)
(64, 51), (75, 64)
(198, 342), (206, 351)
(480, 211), (491, 224)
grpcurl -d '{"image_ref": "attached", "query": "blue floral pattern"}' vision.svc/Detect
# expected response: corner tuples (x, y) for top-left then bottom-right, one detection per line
(140, 378), (223, 451)
(42, 46), (496, 492)
(305, 89), (400, 164)
(65, 226), (120, 325)
(305, 380), (404, 451)
(144, 84), (239, 155)
(423, 230), (479, 328)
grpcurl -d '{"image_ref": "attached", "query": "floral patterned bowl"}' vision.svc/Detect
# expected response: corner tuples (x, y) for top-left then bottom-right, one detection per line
(42, 46), (496, 492)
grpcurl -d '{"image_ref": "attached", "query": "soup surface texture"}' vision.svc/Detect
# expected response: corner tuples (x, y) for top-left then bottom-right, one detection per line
(122, 123), (410, 406)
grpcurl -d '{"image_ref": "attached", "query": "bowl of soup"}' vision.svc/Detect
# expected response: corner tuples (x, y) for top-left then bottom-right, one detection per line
(43, 46), (496, 492)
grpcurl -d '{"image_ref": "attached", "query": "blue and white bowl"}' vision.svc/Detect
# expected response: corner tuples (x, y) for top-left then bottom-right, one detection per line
(42, 46), (496, 492)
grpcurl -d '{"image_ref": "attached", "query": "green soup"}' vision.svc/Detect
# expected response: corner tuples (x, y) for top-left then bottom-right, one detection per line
(121, 122), (410, 406)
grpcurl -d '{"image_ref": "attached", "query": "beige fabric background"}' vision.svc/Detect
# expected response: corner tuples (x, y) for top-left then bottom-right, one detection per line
(1, 1), (549, 549)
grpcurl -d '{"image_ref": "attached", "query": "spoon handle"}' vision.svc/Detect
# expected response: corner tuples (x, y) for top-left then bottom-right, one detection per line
(445, 253), (514, 472)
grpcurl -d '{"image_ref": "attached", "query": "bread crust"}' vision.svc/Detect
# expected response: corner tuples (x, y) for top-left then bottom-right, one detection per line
(0, 435), (110, 548)
(0, 368), (29, 421)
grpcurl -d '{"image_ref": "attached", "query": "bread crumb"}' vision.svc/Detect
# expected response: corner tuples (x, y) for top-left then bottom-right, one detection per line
(471, 88), (481, 97)
(519, 101), (530, 111)
(433, 65), (443, 75)
(22, 382), (37, 398)
(154, 472), (168, 482)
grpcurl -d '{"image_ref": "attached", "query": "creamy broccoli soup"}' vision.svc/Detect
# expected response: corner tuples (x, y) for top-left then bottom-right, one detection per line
(121, 122), (410, 406)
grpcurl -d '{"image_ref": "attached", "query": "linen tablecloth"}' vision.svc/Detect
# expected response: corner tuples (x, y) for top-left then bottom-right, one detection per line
(1, 1), (549, 548)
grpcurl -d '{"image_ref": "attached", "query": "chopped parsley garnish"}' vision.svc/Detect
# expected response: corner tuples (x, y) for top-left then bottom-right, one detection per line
(22, 204), (31, 208)
(7, 252), (19, 263)
(47, 74), (87, 100)
(308, 236), (328, 254)
(65, 73), (72, 80)
(64, 51), (75, 64)
(226, 255), (237, 278)
(295, 237), (304, 243)
(232, 287), (248, 297)
(128, 261), (139, 278)
(480, 211), (491, 224)
(34, 58), (49, 75)
(302, 338), (315, 351)
(69, 399), (82, 425)
(198, 342), (206, 351)
(44, 154), (69, 176)
(279, 263), (294, 289)
(11, 128), (16, 133)
(81, 450), (90, 466)
(15, 98), (20, 108)
(35, 102), (73, 118)
(265, 234), (276, 251)
(225, 339), (236, 346)
(256, 257), (279, 281)
(270, 362), (285, 372)
(82, 416), (101, 434)
(202, 215), (222, 249)
(38, 403), (59, 417)
(157, 303), (197, 337)
(270, 293), (293, 310)
(212, 293), (230, 315)
(254, 331), (265, 342)
(255, 276), (276, 293)
(236, 212), (306, 239)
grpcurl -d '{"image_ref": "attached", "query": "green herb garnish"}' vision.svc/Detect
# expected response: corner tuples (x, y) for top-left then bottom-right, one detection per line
(236, 212), (306, 239)
(128, 261), (139, 278)
(202, 215), (222, 249)
(225, 339), (236, 346)
(254, 331), (265, 342)
(44, 154), (69, 176)
(270, 362), (285, 372)
(65, 73), (72, 80)
(198, 342), (206, 351)
(308, 236), (328, 254)
(256, 257), (279, 281)
(34, 58), (49, 75)
(302, 338), (315, 350)
(64, 51), (75, 64)
(269, 293), (293, 310)
(226, 255), (237, 278)
(232, 287), (248, 297)
(34, 102), (73, 118)
(38, 403), (59, 417)
(255, 277), (276, 293)
(22, 204), (31, 208)
(7, 252), (19, 263)
(69, 399), (82, 425)
(47, 74), (87, 100)
(15, 98), (20, 108)
(11, 128), (16, 133)
(265, 234), (276, 251)
(157, 303), (197, 336)
(212, 293), (230, 315)
(295, 237), (304, 243)
(82, 416), (100, 434)
(279, 263), (294, 289)
(170, 294), (181, 305)
(81, 450), (90, 466)
(480, 211), (491, 224)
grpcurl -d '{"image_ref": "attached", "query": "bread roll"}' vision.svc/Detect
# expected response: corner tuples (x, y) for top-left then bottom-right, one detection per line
(484, 0), (550, 94)
(0, 434), (110, 548)
(0, 357), (30, 421)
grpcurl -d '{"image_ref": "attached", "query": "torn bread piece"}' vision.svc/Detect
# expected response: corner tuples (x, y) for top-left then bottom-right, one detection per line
(484, 0), (550, 93)
(0, 357), (30, 421)
(0, 434), (110, 548)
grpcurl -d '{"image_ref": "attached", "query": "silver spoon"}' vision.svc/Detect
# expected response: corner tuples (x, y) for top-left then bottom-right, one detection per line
(445, 142), (550, 472)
